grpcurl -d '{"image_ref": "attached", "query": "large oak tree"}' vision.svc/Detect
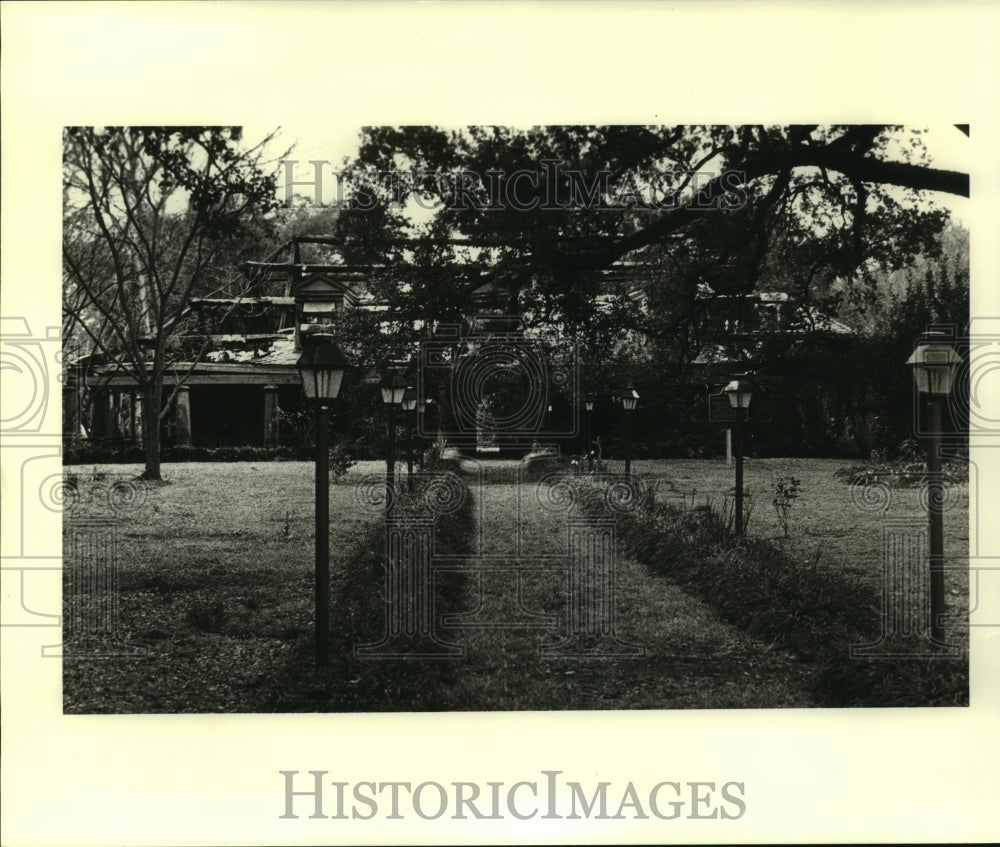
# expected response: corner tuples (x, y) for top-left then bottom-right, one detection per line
(326, 125), (968, 450)
(333, 125), (963, 336)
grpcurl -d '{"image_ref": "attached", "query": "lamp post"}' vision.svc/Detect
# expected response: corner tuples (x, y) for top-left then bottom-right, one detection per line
(584, 396), (595, 471)
(724, 374), (753, 537)
(380, 372), (408, 512)
(620, 387), (639, 476)
(416, 396), (430, 470)
(609, 391), (619, 466)
(907, 334), (961, 644)
(402, 386), (417, 492)
(296, 334), (349, 668)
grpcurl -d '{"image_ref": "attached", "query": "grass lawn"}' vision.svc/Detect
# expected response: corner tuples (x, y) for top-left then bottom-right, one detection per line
(63, 461), (381, 712)
(626, 456), (969, 612)
(61, 457), (968, 712)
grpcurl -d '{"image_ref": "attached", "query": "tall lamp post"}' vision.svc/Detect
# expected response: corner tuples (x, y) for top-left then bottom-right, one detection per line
(611, 392), (621, 460)
(402, 386), (417, 492)
(907, 335), (961, 644)
(621, 387), (639, 475)
(296, 334), (349, 668)
(584, 396), (595, 470)
(380, 373), (408, 512)
(724, 374), (753, 537)
(416, 396), (430, 470)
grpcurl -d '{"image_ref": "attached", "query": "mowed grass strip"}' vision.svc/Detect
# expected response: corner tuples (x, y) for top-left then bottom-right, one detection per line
(431, 483), (814, 710)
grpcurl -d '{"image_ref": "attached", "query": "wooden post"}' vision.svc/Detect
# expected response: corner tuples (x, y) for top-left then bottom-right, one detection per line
(175, 385), (192, 446)
(263, 385), (279, 445)
(91, 389), (114, 440)
(63, 384), (81, 437)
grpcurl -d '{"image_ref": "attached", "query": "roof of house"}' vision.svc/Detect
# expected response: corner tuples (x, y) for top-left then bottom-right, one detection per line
(203, 331), (299, 366)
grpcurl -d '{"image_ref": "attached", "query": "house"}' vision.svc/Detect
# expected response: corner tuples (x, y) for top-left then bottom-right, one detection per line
(66, 237), (853, 452)
(690, 288), (855, 379)
(66, 297), (304, 448)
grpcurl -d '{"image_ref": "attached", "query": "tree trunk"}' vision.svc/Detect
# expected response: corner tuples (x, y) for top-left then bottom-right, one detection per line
(141, 382), (162, 480)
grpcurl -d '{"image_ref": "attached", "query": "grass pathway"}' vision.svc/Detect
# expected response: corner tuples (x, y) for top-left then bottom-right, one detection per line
(432, 480), (815, 709)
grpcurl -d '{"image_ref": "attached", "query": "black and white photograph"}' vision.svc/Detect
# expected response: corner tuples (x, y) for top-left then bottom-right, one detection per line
(59, 122), (972, 713)
(3, 3), (999, 846)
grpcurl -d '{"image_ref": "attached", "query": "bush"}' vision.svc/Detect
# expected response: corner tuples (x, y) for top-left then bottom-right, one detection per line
(423, 444), (465, 476)
(327, 443), (357, 482)
(521, 448), (570, 481)
(63, 438), (144, 465)
(325, 467), (475, 711)
(63, 439), (362, 469)
(771, 475), (801, 538)
(571, 476), (967, 707)
(834, 438), (969, 488)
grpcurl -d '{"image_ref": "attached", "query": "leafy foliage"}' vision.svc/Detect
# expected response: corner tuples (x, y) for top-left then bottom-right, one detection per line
(771, 475), (802, 538)
(335, 125), (961, 350)
(317, 126), (968, 458)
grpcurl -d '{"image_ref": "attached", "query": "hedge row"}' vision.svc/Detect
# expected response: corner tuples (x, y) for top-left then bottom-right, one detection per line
(63, 441), (314, 464)
(258, 456), (476, 712)
(571, 477), (968, 707)
(64, 440), (430, 465)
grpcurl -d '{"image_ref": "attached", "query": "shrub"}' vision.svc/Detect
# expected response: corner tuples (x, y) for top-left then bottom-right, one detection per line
(771, 475), (802, 538)
(521, 449), (570, 481)
(835, 437), (968, 488)
(63, 439), (364, 467)
(327, 443), (357, 482)
(571, 476), (967, 707)
(423, 444), (465, 476)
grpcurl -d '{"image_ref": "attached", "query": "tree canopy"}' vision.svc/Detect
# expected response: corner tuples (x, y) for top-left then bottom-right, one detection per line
(327, 125), (963, 361)
(314, 125), (969, 455)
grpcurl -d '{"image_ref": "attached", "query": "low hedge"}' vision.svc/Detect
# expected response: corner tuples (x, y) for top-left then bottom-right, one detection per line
(571, 476), (968, 707)
(63, 441), (363, 465)
(256, 461), (476, 712)
(63, 440), (309, 464)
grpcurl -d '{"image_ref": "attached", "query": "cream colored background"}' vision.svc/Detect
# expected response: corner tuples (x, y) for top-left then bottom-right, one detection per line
(2, 2), (998, 845)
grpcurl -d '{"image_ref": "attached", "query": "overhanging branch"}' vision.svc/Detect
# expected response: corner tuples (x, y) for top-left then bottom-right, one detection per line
(557, 150), (968, 271)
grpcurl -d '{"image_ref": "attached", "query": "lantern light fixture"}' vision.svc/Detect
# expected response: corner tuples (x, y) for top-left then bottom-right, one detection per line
(380, 373), (408, 406)
(907, 335), (961, 396)
(621, 387), (639, 412)
(724, 374), (754, 409)
(296, 334), (349, 403)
